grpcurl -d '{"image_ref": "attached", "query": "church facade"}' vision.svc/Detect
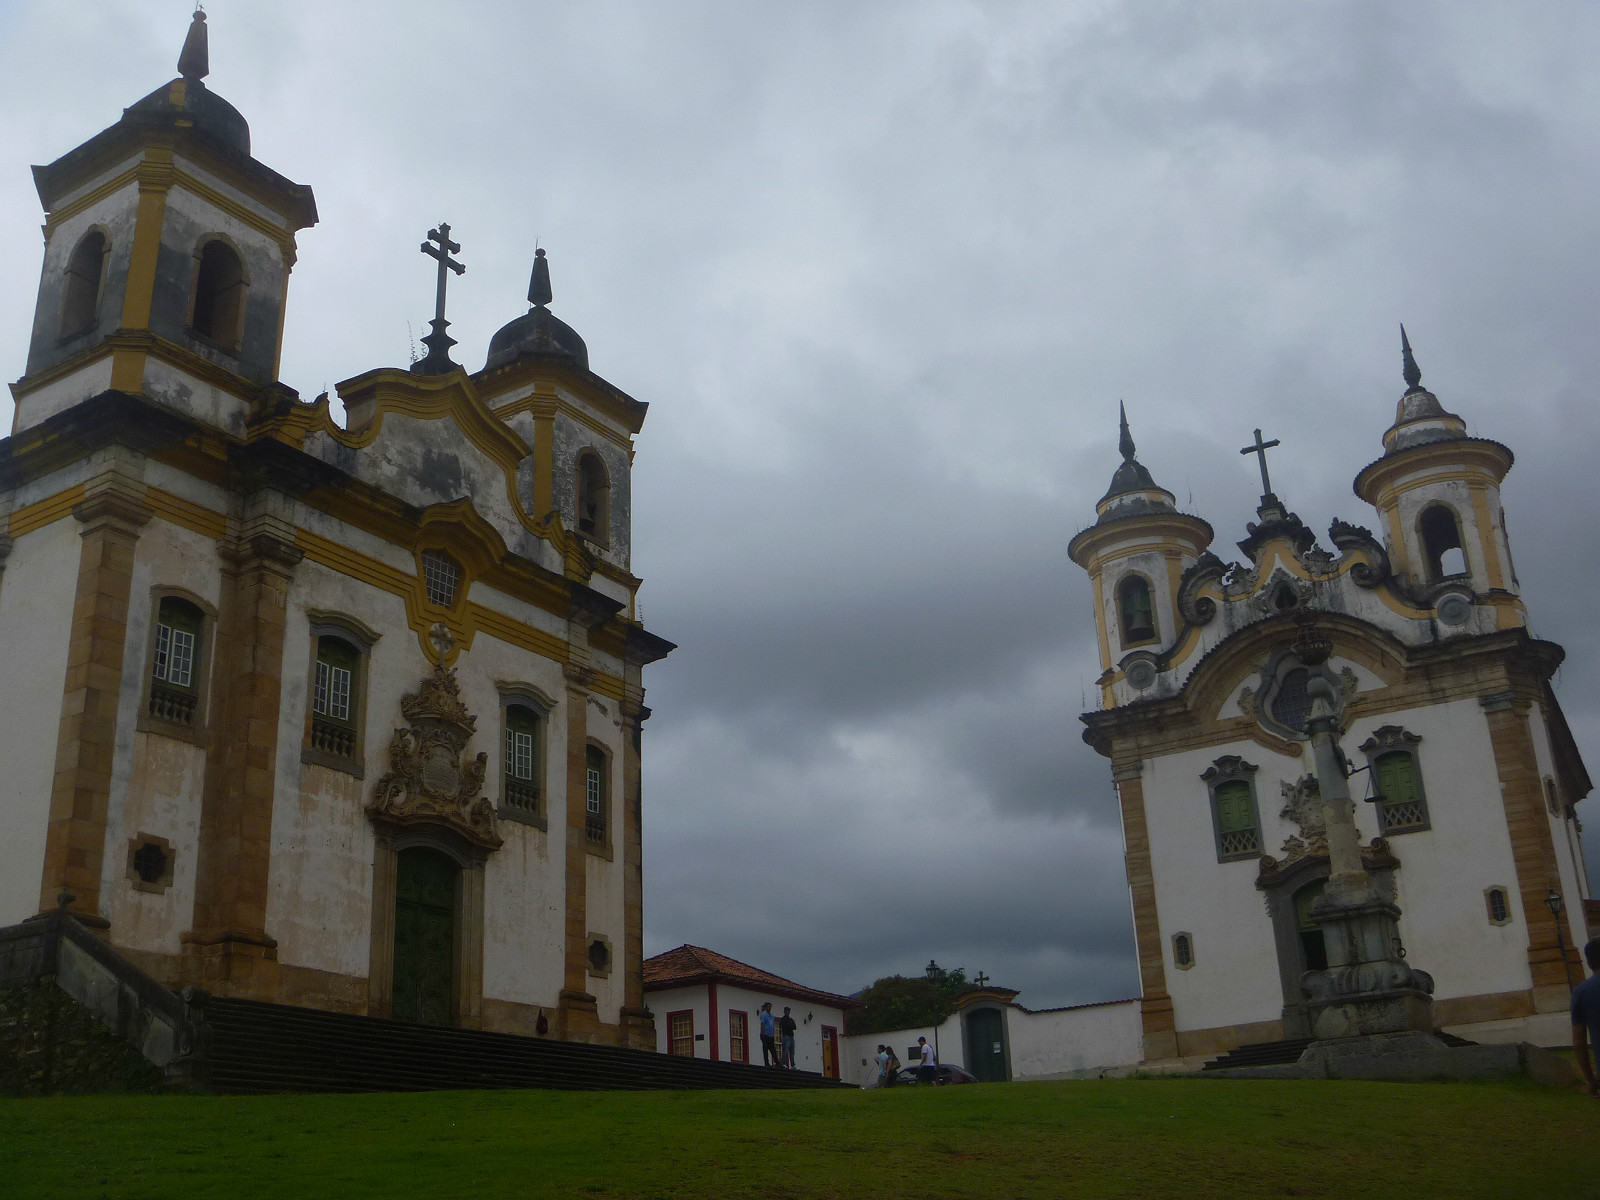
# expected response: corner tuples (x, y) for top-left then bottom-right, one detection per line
(1070, 344), (1591, 1062)
(0, 13), (671, 1047)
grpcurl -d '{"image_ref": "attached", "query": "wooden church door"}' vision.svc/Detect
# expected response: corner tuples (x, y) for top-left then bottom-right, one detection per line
(965, 1007), (1008, 1081)
(392, 848), (458, 1025)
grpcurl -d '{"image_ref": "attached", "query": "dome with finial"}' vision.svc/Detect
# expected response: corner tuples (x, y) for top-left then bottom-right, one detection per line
(122, 10), (251, 157)
(1093, 403), (1178, 525)
(1383, 325), (1466, 454)
(484, 248), (590, 373)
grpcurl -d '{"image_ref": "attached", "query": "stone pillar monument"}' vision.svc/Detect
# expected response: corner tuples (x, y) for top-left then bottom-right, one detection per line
(1292, 617), (1436, 1042)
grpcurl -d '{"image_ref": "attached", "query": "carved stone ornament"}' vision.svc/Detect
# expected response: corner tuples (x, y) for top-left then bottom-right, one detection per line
(1327, 519), (1391, 589)
(1177, 551), (1226, 626)
(368, 664), (502, 851)
(1357, 725), (1420, 755)
(1277, 774), (1327, 863)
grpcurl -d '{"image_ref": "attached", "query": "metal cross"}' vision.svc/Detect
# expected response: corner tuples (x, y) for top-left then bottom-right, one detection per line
(1240, 427), (1281, 498)
(973, 971), (990, 987)
(414, 223), (466, 374)
(421, 223), (465, 325)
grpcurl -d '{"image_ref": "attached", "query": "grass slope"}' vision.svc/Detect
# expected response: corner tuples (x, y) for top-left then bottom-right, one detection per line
(1, 1077), (1594, 1200)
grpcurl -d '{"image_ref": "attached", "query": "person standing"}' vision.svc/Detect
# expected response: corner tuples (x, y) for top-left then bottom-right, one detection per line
(1571, 937), (1600, 1097)
(758, 1002), (778, 1067)
(779, 1006), (798, 1068)
(917, 1035), (937, 1084)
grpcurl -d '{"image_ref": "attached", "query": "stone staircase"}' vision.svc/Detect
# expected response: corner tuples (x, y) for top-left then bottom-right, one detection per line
(1201, 1030), (1477, 1072)
(192, 994), (846, 1093)
(1, 913), (849, 1094)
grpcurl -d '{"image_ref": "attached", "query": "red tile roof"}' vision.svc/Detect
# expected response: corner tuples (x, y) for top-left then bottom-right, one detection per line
(643, 944), (858, 1010)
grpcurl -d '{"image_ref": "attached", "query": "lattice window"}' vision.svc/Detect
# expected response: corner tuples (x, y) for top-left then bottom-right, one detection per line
(421, 550), (461, 607)
(585, 745), (607, 844)
(1485, 886), (1511, 926)
(668, 1010), (694, 1057)
(1172, 932), (1194, 970)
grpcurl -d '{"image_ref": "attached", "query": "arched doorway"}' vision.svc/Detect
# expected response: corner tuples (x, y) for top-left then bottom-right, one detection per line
(964, 1007), (1009, 1082)
(392, 847), (458, 1025)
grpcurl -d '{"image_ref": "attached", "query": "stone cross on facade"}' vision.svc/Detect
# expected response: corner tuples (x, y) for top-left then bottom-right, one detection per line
(1240, 428), (1281, 500)
(414, 223), (466, 375)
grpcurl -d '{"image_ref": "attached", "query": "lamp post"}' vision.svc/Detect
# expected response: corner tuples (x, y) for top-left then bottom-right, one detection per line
(1547, 888), (1575, 990)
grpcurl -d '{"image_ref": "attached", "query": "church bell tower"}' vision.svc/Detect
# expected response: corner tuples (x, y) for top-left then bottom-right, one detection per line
(13, 9), (317, 438)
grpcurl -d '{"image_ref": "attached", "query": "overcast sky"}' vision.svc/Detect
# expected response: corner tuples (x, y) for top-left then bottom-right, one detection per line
(2, 2), (1598, 1009)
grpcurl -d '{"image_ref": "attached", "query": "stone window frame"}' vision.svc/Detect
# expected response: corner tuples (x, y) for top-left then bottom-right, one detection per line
(496, 682), (554, 831)
(136, 586), (217, 748)
(575, 449), (611, 548)
(1200, 755), (1263, 863)
(1484, 885), (1512, 927)
(1249, 648), (1347, 742)
(1115, 570), (1159, 649)
(586, 932), (613, 979)
(300, 611), (380, 779)
(1357, 726), (1431, 836)
(184, 234), (250, 354)
(126, 832), (176, 895)
(584, 739), (613, 857)
(58, 225), (111, 342)
(1172, 931), (1195, 971)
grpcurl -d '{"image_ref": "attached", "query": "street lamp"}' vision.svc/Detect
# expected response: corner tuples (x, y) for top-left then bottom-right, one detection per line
(1547, 888), (1575, 990)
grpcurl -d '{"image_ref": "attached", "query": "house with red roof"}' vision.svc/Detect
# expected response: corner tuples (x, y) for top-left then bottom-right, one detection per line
(643, 945), (857, 1078)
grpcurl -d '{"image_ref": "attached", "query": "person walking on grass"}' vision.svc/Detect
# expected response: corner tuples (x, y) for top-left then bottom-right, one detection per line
(1571, 936), (1600, 1097)
(759, 1002), (779, 1067)
(779, 1006), (798, 1068)
(917, 1035), (937, 1084)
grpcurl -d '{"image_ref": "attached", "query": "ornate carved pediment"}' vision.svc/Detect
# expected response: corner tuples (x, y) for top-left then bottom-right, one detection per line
(368, 664), (502, 851)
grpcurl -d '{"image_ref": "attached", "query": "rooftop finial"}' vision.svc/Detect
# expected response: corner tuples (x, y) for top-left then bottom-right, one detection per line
(528, 247), (553, 308)
(178, 7), (209, 82)
(1118, 401), (1136, 463)
(1400, 324), (1423, 394)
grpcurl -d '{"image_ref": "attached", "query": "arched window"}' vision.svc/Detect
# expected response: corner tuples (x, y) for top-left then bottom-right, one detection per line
(1269, 667), (1311, 732)
(60, 231), (108, 338)
(1172, 932), (1195, 970)
(585, 744), (608, 845)
(503, 703), (543, 816)
(1200, 755), (1262, 862)
(1359, 726), (1430, 835)
(1117, 574), (1156, 646)
(191, 239), (246, 348)
(149, 596), (205, 726)
(1419, 504), (1467, 581)
(576, 452), (609, 543)
(310, 635), (362, 761)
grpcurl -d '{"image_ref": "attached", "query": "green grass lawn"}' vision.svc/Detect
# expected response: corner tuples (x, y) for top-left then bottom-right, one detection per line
(1, 1077), (1595, 1200)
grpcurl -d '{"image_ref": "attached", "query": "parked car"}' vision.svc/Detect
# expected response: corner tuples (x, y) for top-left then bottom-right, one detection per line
(895, 1064), (979, 1085)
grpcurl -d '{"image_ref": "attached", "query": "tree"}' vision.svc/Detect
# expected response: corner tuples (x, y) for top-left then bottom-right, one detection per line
(846, 961), (970, 1036)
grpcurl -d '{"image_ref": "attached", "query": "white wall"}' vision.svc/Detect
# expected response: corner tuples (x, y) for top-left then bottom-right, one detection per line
(1007, 1001), (1142, 1079)
(647, 981), (848, 1075)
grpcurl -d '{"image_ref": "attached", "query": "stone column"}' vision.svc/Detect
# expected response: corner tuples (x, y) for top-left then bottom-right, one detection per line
(617, 693), (654, 1050)
(37, 464), (150, 925)
(555, 660), (599, 1039)
(1480, 690), (1582, 1011)
(185, 516), (302, 997)
(1113, 757), (1178, 1061)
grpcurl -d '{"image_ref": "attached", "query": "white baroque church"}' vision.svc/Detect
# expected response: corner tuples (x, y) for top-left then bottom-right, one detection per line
(0, 13), (671, 1047)
(1069, 338), (1592, 1062)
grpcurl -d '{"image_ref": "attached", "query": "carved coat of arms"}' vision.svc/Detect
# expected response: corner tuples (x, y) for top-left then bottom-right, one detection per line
(1277, 774), (1326, 862)
(368, 664), (503, 850)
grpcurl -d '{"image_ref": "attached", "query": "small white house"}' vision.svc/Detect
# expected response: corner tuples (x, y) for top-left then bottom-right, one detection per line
(643, 945), (856, 1078)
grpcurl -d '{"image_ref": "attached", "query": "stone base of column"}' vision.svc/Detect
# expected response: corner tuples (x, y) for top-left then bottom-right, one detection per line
(179, 930), (280, 1001)
(557, 988), (601, 1042)
(1303, 893), (1435, 1040)
(619, 1004), (656, 1052)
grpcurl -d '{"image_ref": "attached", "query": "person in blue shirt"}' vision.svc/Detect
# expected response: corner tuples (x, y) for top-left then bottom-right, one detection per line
(1570, 937), (1600, 1097)
(758, 1002), (778, 1067)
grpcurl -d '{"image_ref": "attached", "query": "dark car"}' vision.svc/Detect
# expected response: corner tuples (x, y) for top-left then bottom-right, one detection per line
(895, 1064), (979, 1085)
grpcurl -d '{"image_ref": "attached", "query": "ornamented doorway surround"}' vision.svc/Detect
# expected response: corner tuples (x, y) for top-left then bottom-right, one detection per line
(963, 1005), (1010, 1082)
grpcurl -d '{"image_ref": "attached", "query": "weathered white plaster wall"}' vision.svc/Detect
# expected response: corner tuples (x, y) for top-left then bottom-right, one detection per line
(551, 412), (631, 569)
(13, 357), (116, 433)
(1006, 1000), (1143, 1079)
(0, 520), (80, 924)
(142, 358), (248, 438)
(647, 984), (709, 1057)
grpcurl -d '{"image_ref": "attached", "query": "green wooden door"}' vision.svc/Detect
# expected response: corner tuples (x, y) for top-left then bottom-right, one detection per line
(966, 1007), (1008, 1082)
(393, 848), (457, 1026)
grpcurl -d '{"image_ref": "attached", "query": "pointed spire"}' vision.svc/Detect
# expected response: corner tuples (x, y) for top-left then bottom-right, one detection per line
(528, 247), (553, 308)
(1400, 324), (1423, 395)
(178, 7), (209, 82)
(1118, 401), (1136, 463)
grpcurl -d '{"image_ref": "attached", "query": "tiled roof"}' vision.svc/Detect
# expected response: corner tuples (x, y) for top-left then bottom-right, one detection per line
(643, 944), (858, 1009)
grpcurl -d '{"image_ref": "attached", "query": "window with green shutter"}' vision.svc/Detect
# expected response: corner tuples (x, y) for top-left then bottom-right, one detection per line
(1374, 750), (1429, 834)
(1201, 755), (1263, 863)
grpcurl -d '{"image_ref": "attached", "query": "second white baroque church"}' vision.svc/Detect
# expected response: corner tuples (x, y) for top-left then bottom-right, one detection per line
(1070, 337), (1591, 1062)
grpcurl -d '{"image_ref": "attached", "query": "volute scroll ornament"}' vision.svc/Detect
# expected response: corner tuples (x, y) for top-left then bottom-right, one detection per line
(1328, 519), (1391, 589)
(368, 663), (502, 851)
(1177, 551), (1226, 626)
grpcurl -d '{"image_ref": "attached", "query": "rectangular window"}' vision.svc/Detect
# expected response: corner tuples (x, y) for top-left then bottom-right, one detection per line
(502, 703), (542, 817)
(305, 633), (363, 767)
(585, 745), (607, 844)
(586, 765), (602, 815)
(1214, 780), (1260, 857)
(668, 1010), (694, 1057)
(728, 1011), (748, 1063)
(421, 550), (461, 607)
(507, 729), (535, 779)
(314, 659), (352, 722)
(1375, 752), (1429, 833)
(153, 623), (195, 688)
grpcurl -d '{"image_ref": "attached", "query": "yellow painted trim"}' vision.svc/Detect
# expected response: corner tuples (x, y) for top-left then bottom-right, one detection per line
(1090, 572), (1112, 672)
(498, 392), (635, 451)
(531, 408), (555, 518)
(8, 485), (87, 537)
(109, 346), (146, 392)
(169, 171), (296, 256)
(41, 165), (142, 233)
(145, 487), (226, 540)
(119, 154), (174, 332)
(467, 604), (570, 664)
(1468, 482), (1507, 590)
